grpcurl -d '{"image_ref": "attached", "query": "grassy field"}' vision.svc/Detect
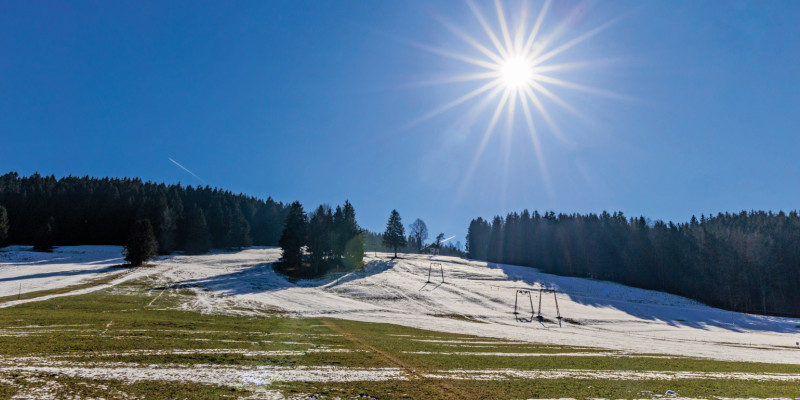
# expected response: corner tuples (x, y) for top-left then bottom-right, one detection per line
(0, 282), (799, 399)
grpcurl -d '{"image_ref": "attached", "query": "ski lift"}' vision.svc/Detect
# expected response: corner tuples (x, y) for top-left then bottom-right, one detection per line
(427, 262), (444, 283)
(534, 288), (563, 327)
(514, 289), (535, 317)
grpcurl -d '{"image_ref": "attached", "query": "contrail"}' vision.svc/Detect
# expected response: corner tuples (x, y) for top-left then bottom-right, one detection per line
(168, 157), (207, 184)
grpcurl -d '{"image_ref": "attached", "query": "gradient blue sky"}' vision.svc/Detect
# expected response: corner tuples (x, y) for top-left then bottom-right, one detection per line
(2, 1), (800, 243)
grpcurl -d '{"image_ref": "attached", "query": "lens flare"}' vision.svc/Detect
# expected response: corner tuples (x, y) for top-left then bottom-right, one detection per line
(408, 0), (628, 202)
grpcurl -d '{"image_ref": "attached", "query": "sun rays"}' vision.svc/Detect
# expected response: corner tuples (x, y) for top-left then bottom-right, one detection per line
(411, 0), (625, 203)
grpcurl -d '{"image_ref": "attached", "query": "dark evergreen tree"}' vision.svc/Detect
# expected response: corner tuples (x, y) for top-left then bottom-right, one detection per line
(279, 201), (307, 267)
(0, 205), (8, 247)
(184, 207), (212, 254)
(487, 216), (505, 263)
(466, 217), (490, 260)
(124, 219), (158, 266)
(227, 204), (252, 249)
(158, 189), (183, 254)
(382, 209), (406, 258)
(206, 203), (229, 249)
(307, 205), (333, 273)
(33, 218), (56, 251)
(331, 205), (346, 261)
(341, 201), (364, 269)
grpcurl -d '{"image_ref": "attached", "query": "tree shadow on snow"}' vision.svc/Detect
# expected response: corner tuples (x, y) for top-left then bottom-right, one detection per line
(0, 266), (122, 283)
(484, 262), (800, 334)
(149, 258), (398, 297)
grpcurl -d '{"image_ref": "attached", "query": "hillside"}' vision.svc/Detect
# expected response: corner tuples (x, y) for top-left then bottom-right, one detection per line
(2, 246), (798, 365)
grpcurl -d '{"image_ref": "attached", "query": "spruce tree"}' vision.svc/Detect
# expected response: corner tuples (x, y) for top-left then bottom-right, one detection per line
(342, 201), (364, 269)
(382, 209), (406, 258)
(158, 190), (183, 254)
(227, 204), (252, 249)
(331, 205), (345, 260)
(206, 203), (229, 249)
(279, 201), (307, 268)
(0, 205), (8, 247)
(487, 216), (505, 263)
(184, 207), (212, 254)
(33, 218), (56, 251)
(466, 218), (488, 260)
(307, 205), (333, 273)
(124, 219), (158, 266)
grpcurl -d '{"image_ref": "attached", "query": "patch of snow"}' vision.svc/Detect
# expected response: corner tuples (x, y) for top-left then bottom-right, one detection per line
(0, 246), (126, 297)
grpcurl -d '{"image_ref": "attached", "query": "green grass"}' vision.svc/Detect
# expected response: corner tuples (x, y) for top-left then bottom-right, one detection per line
(0, 373), (247, 400)
(1, 283), (799, 399)
(272, 378), (800, 399)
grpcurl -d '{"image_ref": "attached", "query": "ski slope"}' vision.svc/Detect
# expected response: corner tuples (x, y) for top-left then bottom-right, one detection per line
(1, 246), (799, 364)
(0, 245), (126, 298)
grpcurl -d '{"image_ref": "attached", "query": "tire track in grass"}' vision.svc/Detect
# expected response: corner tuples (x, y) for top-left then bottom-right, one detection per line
(319, 318), (477, 400)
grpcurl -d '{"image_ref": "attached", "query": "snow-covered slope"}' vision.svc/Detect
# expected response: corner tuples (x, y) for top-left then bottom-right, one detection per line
(2, 246), (799, 364)
(0, 245), (126, 297)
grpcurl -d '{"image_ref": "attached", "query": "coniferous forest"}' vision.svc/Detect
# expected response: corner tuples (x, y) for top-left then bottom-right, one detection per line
(0, 172), (288, 254)
(467, 210), (800, 317)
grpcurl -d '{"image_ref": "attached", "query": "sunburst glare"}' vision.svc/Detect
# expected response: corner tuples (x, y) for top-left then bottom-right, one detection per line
(411, 0), (626, 203)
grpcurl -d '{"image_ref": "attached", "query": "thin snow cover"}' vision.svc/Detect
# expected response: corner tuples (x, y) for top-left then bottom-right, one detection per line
(0, 245), (128, 298)
(4, 357), (800, 386)
(421, 369), (800, 381)
(3, 354), (800, 385)
(1, 364), (407, 386)
(47, 348), (353, 358)
(403, 351), (621, 357)
(5, 246), (800, 364)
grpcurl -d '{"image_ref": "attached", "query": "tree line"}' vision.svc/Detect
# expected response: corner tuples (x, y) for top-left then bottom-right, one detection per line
(362, 212), (464, 258)
(276, 200), (365, 277)
(467, 210), (800, 317)
(0, 172), (288, 254)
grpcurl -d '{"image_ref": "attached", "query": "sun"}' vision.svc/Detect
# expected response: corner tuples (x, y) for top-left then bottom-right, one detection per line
(500, 56), (532, 88)
(411, 0), (623, 144)
(407, 0), (625, 200)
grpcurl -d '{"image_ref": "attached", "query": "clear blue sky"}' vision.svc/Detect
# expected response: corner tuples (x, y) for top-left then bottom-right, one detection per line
(2, 1), (800, 244)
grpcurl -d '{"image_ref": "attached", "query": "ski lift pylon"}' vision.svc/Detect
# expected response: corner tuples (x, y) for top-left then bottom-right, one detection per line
(427, 262), (444, 283)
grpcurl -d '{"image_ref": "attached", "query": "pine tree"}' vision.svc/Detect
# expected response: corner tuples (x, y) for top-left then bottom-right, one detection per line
(227, 204), (252, 249)
(184, 207), (212, 254)
(382, 209), (406, 258)
(279, 201), (307, 267)
(307, 205), (333, 273)
(206, 203), (229, 249)
(124, 219), (158, 266)
(158, 190), (183, 254)
(331, 205), (345, 260)
(487, 216), (505, 263)
(33, 218), (56, 251)
(341, 201), (364, 269)
(0, 205), (8, 247)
